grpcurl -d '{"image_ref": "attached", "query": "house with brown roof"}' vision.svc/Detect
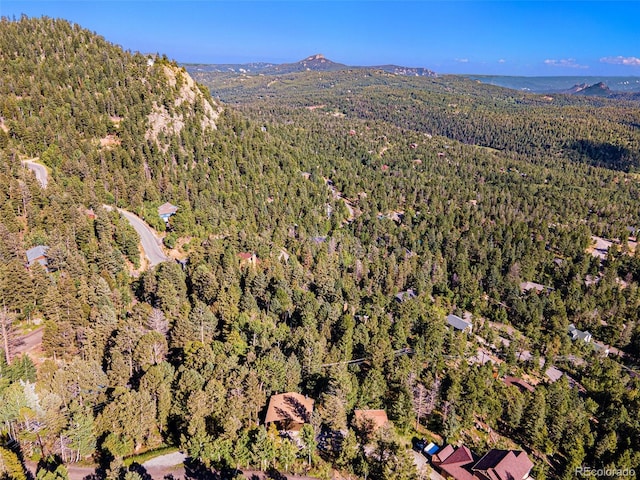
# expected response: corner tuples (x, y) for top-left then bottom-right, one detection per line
(472, 449), (533, 480)
(504, 376), (535, 393)
(353, 409), (389, 431)
(265, 393), (314, 431)
(238, 252), (258, 267)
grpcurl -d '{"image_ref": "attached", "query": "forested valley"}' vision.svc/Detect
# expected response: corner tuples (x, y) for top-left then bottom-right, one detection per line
(1, 15), (640, 480)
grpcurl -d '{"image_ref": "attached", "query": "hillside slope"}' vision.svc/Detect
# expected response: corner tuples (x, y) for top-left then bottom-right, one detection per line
(0, 16), (220, 209)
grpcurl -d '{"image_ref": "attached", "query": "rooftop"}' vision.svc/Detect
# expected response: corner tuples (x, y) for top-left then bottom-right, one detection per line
(265, 392), (314, 427)
(504, 376), (535, 393)
(353, 409), (389, 431)
(438, 445), (478, 480)
(158, 202), (179, 216)
(473, 449), (533, 480)
(447, 314), (473, 331)
(25, 245), (49, 266)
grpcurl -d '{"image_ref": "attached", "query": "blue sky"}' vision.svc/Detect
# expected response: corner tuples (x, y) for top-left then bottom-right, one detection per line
(2, 1), (639, 75)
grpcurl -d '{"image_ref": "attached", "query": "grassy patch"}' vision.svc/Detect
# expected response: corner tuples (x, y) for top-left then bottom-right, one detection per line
(123, 446), (179, 467)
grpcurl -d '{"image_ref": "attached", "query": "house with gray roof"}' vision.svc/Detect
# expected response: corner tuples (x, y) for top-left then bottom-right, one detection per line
(447, 314), (473, 333)
(568, 323), (592, 343)
(158, 202), (178, 222)
(25, 245), (49, 270)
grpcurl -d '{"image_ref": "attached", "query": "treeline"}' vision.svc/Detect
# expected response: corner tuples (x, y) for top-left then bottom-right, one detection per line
(194, 68), (640, 172)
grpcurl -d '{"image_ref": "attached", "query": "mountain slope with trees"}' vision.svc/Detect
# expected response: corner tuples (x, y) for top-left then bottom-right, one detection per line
(1, 15), (640, 480)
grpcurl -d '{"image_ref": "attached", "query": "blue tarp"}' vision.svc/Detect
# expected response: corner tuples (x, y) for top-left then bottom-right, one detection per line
(425, 442), (440, 455)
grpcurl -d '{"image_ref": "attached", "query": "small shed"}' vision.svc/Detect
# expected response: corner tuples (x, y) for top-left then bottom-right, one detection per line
(424, 442), (440, 456)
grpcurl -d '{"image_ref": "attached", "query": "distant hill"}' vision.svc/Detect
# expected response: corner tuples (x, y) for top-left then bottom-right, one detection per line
(184, 53), (437, 77)
(262, 54), (348, 74)
(572, 82), (612, 97)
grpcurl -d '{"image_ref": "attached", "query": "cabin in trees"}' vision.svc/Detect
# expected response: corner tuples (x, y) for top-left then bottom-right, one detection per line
(446, 314), (473, 333)
(264, 392), (314, 431)
(433, 445), (478, 480)
(503, 376), (535, 393)
(353, 409), (389, 432)
(433, 445), (533, 480)
(158, 202), (178, 222)
(238, 252), (259, 268)
(25, 245), (49, 270)
(568, 323), (592, 343)
(519, 281), (553, 294)
(395, 288), (416, 303)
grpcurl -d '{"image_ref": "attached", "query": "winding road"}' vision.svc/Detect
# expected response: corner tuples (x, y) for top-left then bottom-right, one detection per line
(22, 158), (48, 188)
(103, 205), (168, 267)
(21, 157), (167, 267)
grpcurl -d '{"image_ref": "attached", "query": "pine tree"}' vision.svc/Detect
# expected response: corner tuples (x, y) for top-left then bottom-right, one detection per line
(0, 304), (16, 365)
(0, 446), (27, 480)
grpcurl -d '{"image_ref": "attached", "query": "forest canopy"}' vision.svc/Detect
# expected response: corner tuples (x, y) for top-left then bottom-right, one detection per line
(1, 15), (639, 480)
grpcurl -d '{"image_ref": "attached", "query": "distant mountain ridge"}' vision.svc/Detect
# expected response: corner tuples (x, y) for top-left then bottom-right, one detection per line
(467, 74), (640, 98)
(184, 53), (437, 77)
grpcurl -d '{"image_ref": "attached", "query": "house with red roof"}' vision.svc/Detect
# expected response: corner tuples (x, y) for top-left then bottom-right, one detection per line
(436, 445), (478, 480)
(472, 449), (533, 480)
(238, 252), (258, 267)
(432, 446), (533, 480)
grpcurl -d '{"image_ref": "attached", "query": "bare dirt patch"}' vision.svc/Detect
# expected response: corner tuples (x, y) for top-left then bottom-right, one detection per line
(99, 134), (121, 148)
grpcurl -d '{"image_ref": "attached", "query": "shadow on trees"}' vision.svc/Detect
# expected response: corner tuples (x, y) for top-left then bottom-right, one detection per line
(128, 462), (153, 480)
(265, 468), (287, 480)
(569, 139), (636, 172)
(183, 457), (220, 480)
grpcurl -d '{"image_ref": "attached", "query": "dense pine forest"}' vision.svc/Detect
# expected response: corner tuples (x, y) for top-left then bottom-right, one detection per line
(1, 15), (640, 480)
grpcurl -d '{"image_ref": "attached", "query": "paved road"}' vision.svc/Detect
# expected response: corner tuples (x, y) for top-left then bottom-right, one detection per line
(103, 205), (168, 267)
(410, 451), (446, 480)
(13, 327), (44, 356)
(22, 159), (48, 188)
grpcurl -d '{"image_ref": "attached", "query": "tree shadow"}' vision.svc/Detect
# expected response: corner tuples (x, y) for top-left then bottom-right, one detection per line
(183, 457), (220, 480)
(266, 467), (287, 480)
(569, 139), (635, 172)
(128, 462), (153, 480)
